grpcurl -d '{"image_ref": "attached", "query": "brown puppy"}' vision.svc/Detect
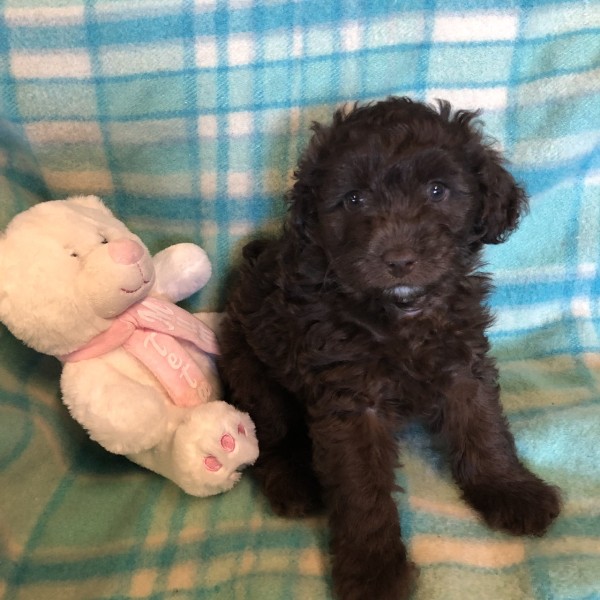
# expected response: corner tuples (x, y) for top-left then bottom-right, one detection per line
(218, 97), (561, 600)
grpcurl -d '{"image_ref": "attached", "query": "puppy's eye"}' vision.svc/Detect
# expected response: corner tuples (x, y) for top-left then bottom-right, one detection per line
(427, 182), (449, 202)
(343, 190), (367, 210)
(100, 236), (108, 244)
(70, 251), (79, 258)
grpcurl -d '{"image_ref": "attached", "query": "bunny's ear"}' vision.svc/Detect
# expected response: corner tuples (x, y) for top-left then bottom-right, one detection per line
(0, 237), (6, 304)
(67, 195), (114, 216)
(0, 236), (9, 317)
(472, 145), (529, 245)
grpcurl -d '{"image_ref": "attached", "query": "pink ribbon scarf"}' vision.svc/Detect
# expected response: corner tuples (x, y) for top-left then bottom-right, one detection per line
(61, 298), (220, 408)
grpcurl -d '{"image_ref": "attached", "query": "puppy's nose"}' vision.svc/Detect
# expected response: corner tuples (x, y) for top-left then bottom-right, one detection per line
(382, 249), (417, 277)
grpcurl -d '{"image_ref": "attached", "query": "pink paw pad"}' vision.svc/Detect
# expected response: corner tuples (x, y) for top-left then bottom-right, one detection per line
(221, 433), (235, 452)
(204, 456), (222, 472)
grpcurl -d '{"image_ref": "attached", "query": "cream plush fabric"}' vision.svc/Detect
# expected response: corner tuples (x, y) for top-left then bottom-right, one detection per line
(0, 197), (258, 497)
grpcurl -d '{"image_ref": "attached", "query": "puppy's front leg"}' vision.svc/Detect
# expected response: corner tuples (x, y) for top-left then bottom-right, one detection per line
(309, 405), (417, 600)
(440, 367), (561, 536)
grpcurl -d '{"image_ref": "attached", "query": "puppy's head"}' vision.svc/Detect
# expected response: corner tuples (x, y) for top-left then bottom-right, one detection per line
(288, 97), (527, 308)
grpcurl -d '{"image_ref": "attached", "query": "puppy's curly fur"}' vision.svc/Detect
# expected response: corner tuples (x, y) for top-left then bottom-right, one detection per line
(219, 97), (561, 600)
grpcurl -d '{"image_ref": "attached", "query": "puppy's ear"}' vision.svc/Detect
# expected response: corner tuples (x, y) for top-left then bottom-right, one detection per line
(472, 144), (529, 245)
(287, 174), (317, 240)
(287, 121), (332, 240)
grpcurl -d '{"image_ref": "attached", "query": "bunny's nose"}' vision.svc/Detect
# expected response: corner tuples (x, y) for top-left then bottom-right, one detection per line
(108, 239), (144, 265)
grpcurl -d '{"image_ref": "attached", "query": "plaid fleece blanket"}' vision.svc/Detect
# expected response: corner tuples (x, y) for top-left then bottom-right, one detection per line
(1, 1), (599, 599)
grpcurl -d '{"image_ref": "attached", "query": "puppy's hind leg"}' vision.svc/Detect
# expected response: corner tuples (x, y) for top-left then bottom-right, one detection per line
(256, 406), (323, 518)
(218, 320), (322, 517)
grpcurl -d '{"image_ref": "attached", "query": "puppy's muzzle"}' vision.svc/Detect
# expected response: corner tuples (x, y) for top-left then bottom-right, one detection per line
(382, 248), (418, 278)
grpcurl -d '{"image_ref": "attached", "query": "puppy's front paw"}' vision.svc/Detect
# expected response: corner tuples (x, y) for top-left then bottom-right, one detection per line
(464, 476), (561, 536)
(333, 548), (417, 600)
